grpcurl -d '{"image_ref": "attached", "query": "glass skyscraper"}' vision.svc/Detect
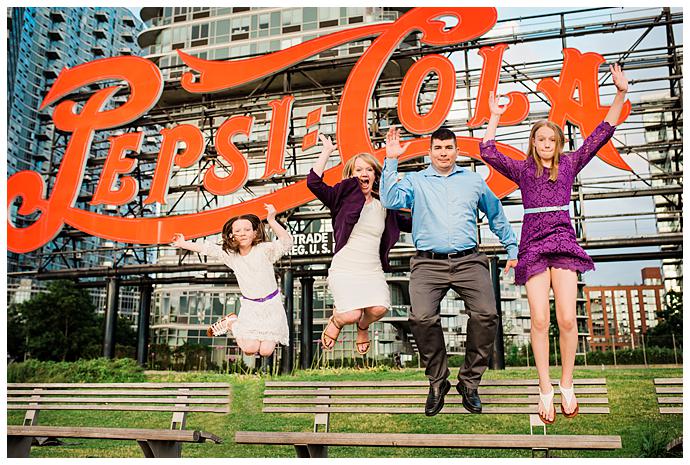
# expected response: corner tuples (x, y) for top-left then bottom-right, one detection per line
(7, 7), (143, 273)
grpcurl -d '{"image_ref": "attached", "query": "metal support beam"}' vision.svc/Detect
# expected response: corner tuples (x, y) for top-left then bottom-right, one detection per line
(281, 269), (295, 374)
(489, 257), (505, 370)
(136, 278), (153, 367)
(103, 277), (120, 359)
(300, 277), (314, 370)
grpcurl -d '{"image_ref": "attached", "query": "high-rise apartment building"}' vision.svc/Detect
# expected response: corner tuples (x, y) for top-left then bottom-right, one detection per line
(7, 7), (143, 273)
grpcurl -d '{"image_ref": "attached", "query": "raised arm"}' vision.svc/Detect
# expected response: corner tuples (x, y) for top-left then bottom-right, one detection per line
(265, 204), (291, 244)
(262, 203), (293, 262)
(570, 64), (627, 173)
(380, 127), (414, 210)
(306, 134), (339, 209)
(479, 92), (523, 183)
(311, 133), (337, 177)
(604, 63), (628, 126)
(482, 91), (505, 143)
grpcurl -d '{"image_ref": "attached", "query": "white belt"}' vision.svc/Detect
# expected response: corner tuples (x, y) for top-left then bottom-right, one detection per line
(523, 205), (569, 214)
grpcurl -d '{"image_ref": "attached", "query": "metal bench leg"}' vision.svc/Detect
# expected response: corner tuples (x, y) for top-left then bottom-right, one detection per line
(137, 440), (182, 458)
(294, 444), (328, 458)
(531, 447), (550, 458)
(8, 436), (33, 458)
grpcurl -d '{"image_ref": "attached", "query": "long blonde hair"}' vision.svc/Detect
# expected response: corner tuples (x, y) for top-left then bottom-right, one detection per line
(342, 153), (382, 198)
(528, 120), (565, 182)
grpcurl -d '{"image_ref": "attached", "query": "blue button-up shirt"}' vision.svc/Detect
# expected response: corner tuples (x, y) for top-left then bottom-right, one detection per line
(380, 159), (518, 259)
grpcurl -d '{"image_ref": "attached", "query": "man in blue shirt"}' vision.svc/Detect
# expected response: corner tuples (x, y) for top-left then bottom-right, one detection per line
(381, 126), (518, 416)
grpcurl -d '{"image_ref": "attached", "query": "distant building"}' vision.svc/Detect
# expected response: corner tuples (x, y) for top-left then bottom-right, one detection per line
(584, 268), (664, 351)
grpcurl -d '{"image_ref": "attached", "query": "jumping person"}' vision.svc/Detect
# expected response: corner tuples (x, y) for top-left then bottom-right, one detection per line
(381, 126), (518, 416)
(308, 134), (411, 355)
(171, 204), (292, 357)
(479, 63), (629, 423)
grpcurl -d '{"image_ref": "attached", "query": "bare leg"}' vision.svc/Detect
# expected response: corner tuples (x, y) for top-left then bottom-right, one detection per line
(236, 338), (260, 356)
(322, 309), (363, 349)
(525, 269), (554, 422)
(551, 267), (579, 414)
(258, 341), (277, 357)
(357, 306), (387, 353)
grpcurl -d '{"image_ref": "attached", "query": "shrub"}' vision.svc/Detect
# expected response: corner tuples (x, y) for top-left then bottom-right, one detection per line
(7, 358), (145, 383)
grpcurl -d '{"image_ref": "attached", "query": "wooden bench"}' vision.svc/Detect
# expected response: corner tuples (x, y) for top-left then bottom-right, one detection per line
(7, 382), (231, 458)
(235, 378), (621, 457)
(654, 378), (683, 414)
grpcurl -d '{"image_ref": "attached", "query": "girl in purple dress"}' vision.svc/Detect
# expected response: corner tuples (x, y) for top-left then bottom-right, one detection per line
(479, 64), (628, 424)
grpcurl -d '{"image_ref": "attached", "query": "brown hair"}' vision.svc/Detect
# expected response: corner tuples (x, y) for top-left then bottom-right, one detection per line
(342, 153), (382, 198)
(528, 120), (565, 182)
(220, 214), (267, 254)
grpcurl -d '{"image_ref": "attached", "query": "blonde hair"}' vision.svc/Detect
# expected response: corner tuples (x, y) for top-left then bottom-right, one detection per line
(342, 153), (382, 198)
(528, 120), (565, 182)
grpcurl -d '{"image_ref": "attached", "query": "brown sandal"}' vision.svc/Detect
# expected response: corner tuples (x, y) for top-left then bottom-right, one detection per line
(321, 315), (342, 351)
(355, 323), (371, 355)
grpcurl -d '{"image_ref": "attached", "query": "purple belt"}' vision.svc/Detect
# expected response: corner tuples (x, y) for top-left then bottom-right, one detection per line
(241, 288), (280, 303)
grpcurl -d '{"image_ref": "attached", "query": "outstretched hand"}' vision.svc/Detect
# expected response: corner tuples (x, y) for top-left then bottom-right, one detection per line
(610, 63), (628, 93)
(319, 133), (337, 153)
(265, 203), (277, 221)
(385, 127), (411, 159)
(171, 233), (185, 248)
(488, 91), (508, 117)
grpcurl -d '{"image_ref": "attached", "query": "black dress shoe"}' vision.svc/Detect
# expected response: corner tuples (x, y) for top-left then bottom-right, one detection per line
(425, 379), (451, 416)
(457, 383), (482, 413)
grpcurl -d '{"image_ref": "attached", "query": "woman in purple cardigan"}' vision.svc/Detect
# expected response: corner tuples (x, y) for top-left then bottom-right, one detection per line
(479, 64), (628, 424)
(307, 134), (412, 355)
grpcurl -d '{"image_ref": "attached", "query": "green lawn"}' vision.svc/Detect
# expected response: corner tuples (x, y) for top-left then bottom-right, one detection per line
(8, 365), (682, 458)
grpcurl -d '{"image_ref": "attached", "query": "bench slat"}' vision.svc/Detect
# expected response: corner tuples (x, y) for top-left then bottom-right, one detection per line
(265, 379), (606, 388)
(8, 404), (229, 413)
(8, 383), (230, 388)
(264, 387), (607, 396)
(263, 406), (610, 414)
(263, 396), (610, 405)
(653, 378), (683, 385)
(657, 397), (683, 404)
(8, 397), (228, 405)
(655, 387), (683, 394)
(7, 425), (203, 442)
(659, 407), (683, 414)
(7, 389), (230, 396)
(235, 431), (621, 449)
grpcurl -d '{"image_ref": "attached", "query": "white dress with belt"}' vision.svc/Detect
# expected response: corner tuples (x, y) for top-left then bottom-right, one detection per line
(327, 198), (391, 313)
(200, 238), (291, 345)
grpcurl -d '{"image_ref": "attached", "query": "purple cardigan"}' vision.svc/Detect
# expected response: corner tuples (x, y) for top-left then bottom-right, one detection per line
(306, 169), (412, 272)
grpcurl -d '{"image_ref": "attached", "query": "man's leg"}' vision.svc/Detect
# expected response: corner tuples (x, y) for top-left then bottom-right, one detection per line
(450, 253), (498, 389)
(408, 256), (451, 388)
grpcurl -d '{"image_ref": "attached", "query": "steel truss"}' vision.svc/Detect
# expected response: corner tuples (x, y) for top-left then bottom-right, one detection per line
(8, 7), (682, 286)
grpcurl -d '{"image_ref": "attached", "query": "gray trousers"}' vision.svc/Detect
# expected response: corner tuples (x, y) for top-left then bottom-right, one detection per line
(409, 252), (498, 389)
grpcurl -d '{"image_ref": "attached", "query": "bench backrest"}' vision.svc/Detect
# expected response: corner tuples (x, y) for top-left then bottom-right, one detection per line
(7, 382), (232, 429)
(262, 378), (610, 431)
(653, 378), (682, 414)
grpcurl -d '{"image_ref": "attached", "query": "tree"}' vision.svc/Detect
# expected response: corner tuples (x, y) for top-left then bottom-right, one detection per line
(647, 289), (683, 348)
(9, 280), (102, 361)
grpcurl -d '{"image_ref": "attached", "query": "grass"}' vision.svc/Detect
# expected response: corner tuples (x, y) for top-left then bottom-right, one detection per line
(7, 365), (682, 458)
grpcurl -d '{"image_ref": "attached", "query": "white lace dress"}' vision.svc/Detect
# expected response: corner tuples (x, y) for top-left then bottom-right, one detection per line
(327, 198), (391, 313)
(200, 237), (292, 345)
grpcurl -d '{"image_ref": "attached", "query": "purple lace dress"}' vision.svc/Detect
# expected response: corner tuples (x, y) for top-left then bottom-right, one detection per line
(479, 121), (616, 285)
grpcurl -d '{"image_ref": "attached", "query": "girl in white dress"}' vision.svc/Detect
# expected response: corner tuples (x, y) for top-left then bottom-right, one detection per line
(171, 204), (292, 357)
(307, 135), (411, 355)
